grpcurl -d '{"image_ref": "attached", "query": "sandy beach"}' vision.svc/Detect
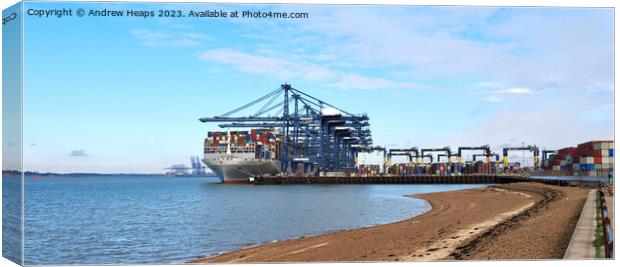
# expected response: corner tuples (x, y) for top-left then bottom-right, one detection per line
(191, 182), (589, 263)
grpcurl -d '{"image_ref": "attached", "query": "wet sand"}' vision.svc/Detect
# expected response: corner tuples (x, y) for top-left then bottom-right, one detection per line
(190, 182), (588, 263)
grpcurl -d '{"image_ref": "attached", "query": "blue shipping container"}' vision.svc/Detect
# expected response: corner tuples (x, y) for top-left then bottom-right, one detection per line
(580, 163), (595, 171)
(609, 149), (614, 157)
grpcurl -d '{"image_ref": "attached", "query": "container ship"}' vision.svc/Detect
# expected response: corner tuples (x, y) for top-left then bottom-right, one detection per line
(202, 129), (282, 183)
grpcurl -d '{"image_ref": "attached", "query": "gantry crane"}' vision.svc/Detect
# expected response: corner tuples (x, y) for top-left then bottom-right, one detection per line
(457, 145), (492, 165)
(420, 147), (451, 166)
(387, 148), (419, 165)
(437, 154), (458, 163)
(415, 154), (433, 165)
(356, 145), (387, 174)
(199, 83), (373, 174)
(472, 153), (500, 162)
(541, 149), (556, 166)
(502, 145), (540, 169)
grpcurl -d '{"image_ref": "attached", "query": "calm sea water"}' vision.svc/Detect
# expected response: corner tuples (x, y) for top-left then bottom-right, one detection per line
(2, 175), (22, 265)
(20, 175), (484, 264)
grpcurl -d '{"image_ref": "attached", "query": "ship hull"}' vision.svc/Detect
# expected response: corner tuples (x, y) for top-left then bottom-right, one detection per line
(202, 158), (281, 183)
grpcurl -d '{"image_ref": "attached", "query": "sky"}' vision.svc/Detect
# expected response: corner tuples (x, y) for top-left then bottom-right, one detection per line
(16, 1), (613, 172)
(2, 2), (23, 171)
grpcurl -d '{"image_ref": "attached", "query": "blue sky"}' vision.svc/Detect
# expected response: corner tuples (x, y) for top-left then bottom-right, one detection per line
(19, 2), (613, 172)
(2, 2), (23, 171)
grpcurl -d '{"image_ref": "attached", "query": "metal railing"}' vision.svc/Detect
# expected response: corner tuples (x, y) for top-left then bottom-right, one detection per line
(597, 187), (614, 258)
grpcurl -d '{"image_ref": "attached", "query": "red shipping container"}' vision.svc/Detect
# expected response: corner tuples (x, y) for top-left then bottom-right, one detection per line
(558, 147), (577, 155)
(578, 141), (605, 149)
(577, 142), (592, 149)
(577, 148), (592, 156)
(594, 157), (602, 164)
(580, 151), (592, 157)
(581, 150), (604, 157)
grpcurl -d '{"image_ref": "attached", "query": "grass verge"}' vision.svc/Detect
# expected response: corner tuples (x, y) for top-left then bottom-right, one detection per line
(592, 194), (603, 258)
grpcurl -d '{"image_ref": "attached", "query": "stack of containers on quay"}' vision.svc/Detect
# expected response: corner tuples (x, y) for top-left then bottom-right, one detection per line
(543, 141), (614, 176)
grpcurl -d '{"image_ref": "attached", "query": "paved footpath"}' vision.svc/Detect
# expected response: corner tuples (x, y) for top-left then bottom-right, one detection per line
(564, 189), (596, 259)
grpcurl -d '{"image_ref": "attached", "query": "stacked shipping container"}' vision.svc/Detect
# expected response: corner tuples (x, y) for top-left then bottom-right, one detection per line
(388, 163), (417, 176)
(358, 164), (381, 176)
(459, 162), (497, 175)
(383, 161), (499, 176)
(544, 140), (614, 176)
(204, 129), (282, 160)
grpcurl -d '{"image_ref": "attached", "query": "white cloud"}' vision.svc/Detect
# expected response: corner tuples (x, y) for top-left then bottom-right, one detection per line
(198, 48), (416, 90)
(475, 82), (502, 88)
(198, 49), (292, 78)
(438, 104), (612, 151)
(198, 48), (338, 81)
(334, 73), (416, 90)
(131, 29), (212, 47)
(484, 95), (504, 102)
(474, 82), (535, 101)
(291, 8), (611, 101)
(196, 8), (610, 100)
(301, 65), (339, 81)
(503, 87), (533, 94)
